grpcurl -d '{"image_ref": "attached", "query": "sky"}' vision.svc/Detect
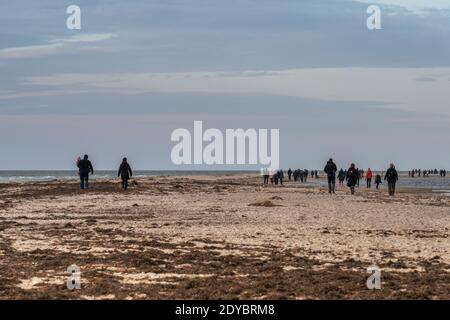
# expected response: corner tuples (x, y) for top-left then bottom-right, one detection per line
(0, 0), (449, 170)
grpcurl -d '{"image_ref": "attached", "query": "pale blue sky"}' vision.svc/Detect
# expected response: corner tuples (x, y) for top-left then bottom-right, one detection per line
(0, 0), (449, 170)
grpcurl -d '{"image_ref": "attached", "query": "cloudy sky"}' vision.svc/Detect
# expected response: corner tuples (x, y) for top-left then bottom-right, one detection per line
(0, 0), (449, 170)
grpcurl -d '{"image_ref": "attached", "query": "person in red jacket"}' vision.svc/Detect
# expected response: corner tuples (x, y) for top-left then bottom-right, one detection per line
(366, 168), (373, 188)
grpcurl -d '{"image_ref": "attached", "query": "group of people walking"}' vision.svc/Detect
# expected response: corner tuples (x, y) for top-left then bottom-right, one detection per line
(408, 169), (446, 177)
(261, 168), (285, 185)
(76, 155), (133, 190)
(323, 159), (398, 196)
(263, 159), (400, 196)
(287, 168), (319, 182)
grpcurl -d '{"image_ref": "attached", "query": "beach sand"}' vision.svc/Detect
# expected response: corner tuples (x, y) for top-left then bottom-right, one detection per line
(0, 174), (449, 299)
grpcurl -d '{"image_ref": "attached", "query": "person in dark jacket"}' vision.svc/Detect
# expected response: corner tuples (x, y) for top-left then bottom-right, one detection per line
(287, 168), (292, 181)
(375, 173), (382, 190)
(346, 163), (358, 195)
(384, 163), (399, 196)
(77, 154), (94, 190)
(337, 169), (345, 186)
(278, 170), (284, 185)
(324, 158), (338, 194)
(118, 157), (133, 190)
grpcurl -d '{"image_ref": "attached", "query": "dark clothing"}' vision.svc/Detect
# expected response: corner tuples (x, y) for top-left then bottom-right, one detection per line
(118, 161), (133, 190)
(384, 168), (398, 196)
(375, 175), (382, 189)
(324, 161), (338, 177)
(337, 169), (345, 185)
(80, 174), (89, 190)
(388, 182), (396, 196)
(346, 168), (358, 187)
(346, 167), (358, 194)
(384, 168), (398, 184)
(77, 158), (93, 189)
(118, 162), (133, 179)
(78, 159), (94, 175)
(366, 178), (372, 188)
(327, 176), (336, 194)
(324, 161), (338, 194)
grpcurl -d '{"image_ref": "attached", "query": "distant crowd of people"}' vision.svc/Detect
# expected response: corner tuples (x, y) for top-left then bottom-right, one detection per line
(262, 159), (400, 196)
(408, 169), (446, 177)
(260, 168), (320, 185)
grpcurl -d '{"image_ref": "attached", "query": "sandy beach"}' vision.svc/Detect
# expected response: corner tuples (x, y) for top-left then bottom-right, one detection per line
(0, 173), (449, 299)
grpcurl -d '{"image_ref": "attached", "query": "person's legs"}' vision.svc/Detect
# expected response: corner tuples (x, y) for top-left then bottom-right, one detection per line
(350, 186), (355, 194)
(327, 176), (332, 193)
(80, 175), (85, 189)
(85, 176), (89, 189)
(124, 179), (128, 190)
(331, 176), (336, 193)
(391, 182), (396, 196)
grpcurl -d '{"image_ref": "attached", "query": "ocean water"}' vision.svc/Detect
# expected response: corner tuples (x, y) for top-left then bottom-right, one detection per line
(304, 175), (450, 193)
(0, 170), (255, 183)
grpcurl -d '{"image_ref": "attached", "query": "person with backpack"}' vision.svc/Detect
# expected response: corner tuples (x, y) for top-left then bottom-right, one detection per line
(366, 168), (373, 188)
(118, 157), (133, 190)
(384, 163), (399, 196)
(346, 163), (358, 195)
(324, 158), (338, 194)
(77, 154), (94, 190)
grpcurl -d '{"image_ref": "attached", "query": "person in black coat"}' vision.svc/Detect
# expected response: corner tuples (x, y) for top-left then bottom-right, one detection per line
(324, 158), (338, 194)
(77, 154), (94, 189)
(346, 163), (358, 195)
(118, 157), (133, 190)
(384, 163), (399, 196)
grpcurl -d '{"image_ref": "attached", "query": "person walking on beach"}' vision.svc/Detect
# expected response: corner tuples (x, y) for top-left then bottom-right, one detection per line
(337, 169), (345, 186)
(262, 167), (270, 184)
(384, 163), (399, 196)
(77, 154), (94, 190)
(366, 168), (373, 188)
(375, 173), (382, 190)
(356, 168), (360, 187)
(118, 157), (133, 190)
(324, 158), (338, 194)
(346, 163), (358, 195)
(278, 170), (284, 185)
(287, 168), (292, 181)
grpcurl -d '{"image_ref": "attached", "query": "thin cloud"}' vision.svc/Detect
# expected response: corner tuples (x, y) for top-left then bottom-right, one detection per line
(0, 33), (117, 59)
(14, 67), (450, 115)
(49, 33), (117, 43)
(0, 43), (64, 59)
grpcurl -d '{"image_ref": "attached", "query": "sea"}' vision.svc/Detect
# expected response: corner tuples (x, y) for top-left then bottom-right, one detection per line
(0, 170), (254, 183)
(0, 170), (449, 194)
